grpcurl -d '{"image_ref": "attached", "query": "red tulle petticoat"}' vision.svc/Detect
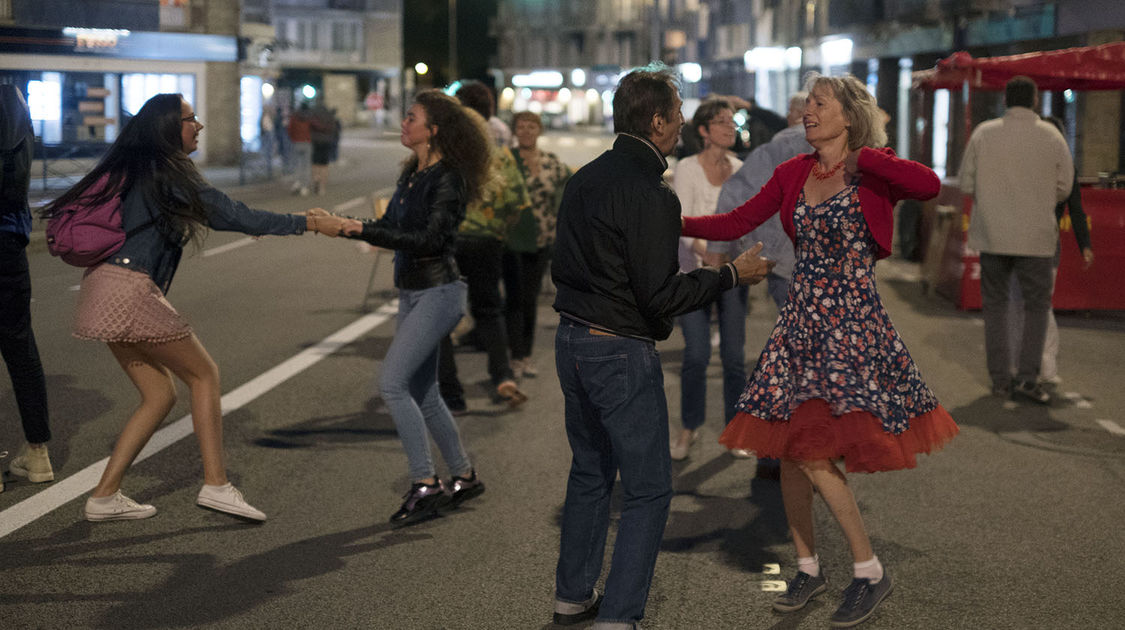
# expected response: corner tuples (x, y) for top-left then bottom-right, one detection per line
(718, 398), (959, 473)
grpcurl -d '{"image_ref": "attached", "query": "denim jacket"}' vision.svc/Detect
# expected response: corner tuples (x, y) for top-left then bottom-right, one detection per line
(109, 184), (305, 294)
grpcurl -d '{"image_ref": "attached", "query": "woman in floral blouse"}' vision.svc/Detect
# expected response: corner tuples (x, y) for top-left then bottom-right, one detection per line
(505, 111), (572, 378)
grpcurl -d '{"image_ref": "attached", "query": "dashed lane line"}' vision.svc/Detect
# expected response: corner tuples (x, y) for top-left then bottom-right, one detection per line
(1097, 419), (1125, 437)
(0, 301), (398, 540)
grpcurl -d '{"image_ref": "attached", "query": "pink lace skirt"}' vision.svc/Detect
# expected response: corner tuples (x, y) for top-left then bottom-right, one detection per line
(73, 264), (192, 344)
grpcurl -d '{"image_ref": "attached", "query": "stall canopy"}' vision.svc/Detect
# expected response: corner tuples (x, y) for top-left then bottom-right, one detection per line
(913, 41), (1125, 91)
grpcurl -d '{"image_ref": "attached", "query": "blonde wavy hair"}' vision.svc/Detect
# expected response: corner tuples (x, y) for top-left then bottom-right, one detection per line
(803, 72), (887, 151)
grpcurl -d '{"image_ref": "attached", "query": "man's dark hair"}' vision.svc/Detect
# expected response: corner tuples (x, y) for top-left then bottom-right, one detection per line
(454, 81), (495, 119)
(613, 63), (680, 136)
(1005, 76), (1037, 109)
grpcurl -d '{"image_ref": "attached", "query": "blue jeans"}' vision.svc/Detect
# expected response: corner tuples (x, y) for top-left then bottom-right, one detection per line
(381, 281), (472, 481)
(554, 319), (672, 625)
(678, 285), (748, 429)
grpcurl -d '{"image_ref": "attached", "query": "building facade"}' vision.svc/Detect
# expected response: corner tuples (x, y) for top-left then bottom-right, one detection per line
(0, 0), (242, 164)
(240, 0), (402, 135)
(493, 0), (1124, 175)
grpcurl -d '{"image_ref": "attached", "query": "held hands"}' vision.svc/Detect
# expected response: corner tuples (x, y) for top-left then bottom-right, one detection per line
(305, 208), (346, 238)
(1082, 247), (1094, 270)
(730, 242), (776, 286)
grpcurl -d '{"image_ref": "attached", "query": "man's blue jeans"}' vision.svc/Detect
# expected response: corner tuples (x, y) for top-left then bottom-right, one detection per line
(678, 285), (747, 429)
(381, 281), (472, 481)
(554, 319), (672, 625)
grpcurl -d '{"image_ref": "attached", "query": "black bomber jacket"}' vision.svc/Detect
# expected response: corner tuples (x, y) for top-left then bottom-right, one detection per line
(552, 133), (735, 341)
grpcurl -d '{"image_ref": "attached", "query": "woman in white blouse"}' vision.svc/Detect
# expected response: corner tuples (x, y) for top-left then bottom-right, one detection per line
(670, 97), (748, 460)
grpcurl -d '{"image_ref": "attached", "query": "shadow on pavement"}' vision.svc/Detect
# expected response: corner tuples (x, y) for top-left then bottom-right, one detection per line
(1, 520), (427, 627)
(252, 396), (398, 449)
(948, 395), (1068, 434)
(663, 453), (788, 574)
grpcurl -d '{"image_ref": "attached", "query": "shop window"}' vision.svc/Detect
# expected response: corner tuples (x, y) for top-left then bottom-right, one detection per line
(122, 74), (195, 116)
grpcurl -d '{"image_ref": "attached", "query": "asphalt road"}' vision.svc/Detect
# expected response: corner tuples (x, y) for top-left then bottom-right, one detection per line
(2, 127), (1124, 629)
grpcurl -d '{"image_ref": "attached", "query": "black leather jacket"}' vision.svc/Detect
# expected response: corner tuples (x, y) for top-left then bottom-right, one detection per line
(352, 162), (463, 290)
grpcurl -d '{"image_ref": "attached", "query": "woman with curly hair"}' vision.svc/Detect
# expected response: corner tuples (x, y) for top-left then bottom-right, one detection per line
(42, 93), (344, 522)
(339, 89), (493, 526)
(683, 73), (959, 627)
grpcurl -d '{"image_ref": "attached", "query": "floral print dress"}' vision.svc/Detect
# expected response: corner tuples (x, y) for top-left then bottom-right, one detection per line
(719, 185), (958, 472)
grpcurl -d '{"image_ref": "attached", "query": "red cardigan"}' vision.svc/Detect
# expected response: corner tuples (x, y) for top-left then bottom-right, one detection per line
(682, 147), (940, 260)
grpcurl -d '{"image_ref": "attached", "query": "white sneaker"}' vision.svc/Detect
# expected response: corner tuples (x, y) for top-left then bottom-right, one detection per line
(9, 443), (54, 483)
(670, 430), (698, 461)
(197, 483), (266, 521)
(85, 491), (157, 521)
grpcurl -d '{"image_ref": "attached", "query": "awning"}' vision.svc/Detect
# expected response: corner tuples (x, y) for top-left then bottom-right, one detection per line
(912, 41), (1125, 91)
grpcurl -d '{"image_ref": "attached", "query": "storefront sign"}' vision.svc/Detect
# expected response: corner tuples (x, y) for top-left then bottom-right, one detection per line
(0, 26), (236, 62)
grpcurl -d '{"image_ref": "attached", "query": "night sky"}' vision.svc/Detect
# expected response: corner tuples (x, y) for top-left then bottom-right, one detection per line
(403, 0), (498, 88)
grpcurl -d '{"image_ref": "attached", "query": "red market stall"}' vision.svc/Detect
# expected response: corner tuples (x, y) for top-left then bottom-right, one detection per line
(913, 42), (1125, 310)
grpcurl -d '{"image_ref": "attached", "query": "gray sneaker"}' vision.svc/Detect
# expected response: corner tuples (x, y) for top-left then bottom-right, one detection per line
(773, 570), (828, 613)
(829, 573), (894, 628)
(1012, 380), (1051, 405)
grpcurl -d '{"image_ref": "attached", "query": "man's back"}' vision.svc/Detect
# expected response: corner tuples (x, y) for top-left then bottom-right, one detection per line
(553, 134), (732, 341)
(960, 107), (1073, 256)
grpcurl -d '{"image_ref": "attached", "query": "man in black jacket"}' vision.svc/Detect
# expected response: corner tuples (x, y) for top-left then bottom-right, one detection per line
(550, 65), (773, 629)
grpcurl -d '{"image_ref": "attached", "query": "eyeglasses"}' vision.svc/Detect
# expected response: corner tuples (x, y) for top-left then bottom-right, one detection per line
(182, 114), (200, 124)
(709, 118), (736, 127)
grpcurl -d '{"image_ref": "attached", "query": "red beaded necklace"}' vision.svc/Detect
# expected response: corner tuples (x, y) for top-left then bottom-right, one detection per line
(811, 158), (846, 180)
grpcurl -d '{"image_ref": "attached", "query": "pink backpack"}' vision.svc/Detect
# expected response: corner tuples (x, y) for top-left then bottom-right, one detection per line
(46, 175), (147, 267)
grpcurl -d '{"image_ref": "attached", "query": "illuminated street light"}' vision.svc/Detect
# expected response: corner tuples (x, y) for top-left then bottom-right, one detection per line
(415, 62), (429, 76)
(301, 84), (316, 99)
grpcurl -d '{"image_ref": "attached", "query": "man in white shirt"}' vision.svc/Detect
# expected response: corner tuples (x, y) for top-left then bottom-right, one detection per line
(958, 76), (1073, 404)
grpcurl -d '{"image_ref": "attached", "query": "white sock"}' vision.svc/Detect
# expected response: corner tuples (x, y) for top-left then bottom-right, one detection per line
(797, 554), (820, 578)
(854, 555), (884, 583)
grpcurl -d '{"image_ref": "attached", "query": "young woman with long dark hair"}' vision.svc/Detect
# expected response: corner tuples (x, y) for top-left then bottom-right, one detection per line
(335, 89), (493, 526)
(43, 93), (345, 522)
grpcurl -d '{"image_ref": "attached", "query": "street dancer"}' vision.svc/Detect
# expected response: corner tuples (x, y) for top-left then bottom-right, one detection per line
(550, 64), (774, 630)
(42, 93), (345, 522)
(338, 89), (493, 526)
(682, 73), (959, 627)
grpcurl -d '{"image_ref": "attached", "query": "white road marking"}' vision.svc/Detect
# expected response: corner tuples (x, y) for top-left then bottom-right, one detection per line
(0, 301), (399, 540)
(1096, 419), (1125, 436)
(760, 580), (787, 592)
(68, 285), (80, 291)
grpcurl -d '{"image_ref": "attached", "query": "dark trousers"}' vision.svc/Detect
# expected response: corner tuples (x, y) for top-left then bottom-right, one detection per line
(979, 252), (1054, 387)
(554, 319), (671, 625)
(502, 246), (552, 360)
(438, 236), (514, 399)
(0, 232), (50, 444)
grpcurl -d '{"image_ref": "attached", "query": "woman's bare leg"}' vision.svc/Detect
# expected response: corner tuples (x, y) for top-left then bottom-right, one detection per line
(137, 334), (226, 486)
(796, 459), (874, 563)
(91, 342), (177, 497)
(780, 458), (817, 559)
